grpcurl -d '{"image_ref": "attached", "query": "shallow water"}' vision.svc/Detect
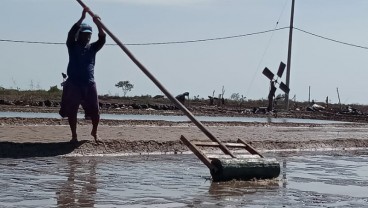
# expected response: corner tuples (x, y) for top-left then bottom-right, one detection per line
(0, 111), (348, 124)
(0, 151), (368, 208)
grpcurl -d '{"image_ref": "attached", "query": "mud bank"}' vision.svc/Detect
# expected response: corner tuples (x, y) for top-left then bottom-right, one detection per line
(1, 138), (368, 158)
(1, 117), (368, 158)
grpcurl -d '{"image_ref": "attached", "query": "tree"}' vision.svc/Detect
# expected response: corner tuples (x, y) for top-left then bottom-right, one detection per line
(115, 81), (134, 97)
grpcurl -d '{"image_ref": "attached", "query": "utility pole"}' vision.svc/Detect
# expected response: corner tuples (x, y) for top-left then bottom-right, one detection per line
(337, 87), (342, 110)
(285, 0), (295, 110)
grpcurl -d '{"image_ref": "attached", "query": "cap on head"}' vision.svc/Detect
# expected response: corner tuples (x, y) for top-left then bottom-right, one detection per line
(80, 23), (92, 33)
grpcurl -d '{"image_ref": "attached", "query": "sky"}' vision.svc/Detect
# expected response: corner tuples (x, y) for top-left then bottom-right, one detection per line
(1, 0), (368, 104)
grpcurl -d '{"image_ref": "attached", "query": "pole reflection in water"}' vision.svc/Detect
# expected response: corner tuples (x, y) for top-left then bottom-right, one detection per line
(283, 159), (287, 189)
(56, 157), (97, 208)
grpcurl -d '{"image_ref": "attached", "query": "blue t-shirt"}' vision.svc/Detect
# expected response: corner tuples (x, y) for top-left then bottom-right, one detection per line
(66, 23), (105, 85)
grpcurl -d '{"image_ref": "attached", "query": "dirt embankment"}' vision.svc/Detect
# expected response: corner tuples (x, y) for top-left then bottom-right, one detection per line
(1, 115), (368, 158)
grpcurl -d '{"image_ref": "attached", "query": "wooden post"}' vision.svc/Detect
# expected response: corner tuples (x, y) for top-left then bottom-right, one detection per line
(337, 87), (342, 110)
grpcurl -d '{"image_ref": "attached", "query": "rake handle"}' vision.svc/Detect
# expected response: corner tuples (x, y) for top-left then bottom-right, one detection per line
(75, 0), (235, 158)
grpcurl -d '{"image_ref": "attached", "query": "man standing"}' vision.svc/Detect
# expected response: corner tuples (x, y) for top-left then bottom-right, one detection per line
(60, 8), (106, 143)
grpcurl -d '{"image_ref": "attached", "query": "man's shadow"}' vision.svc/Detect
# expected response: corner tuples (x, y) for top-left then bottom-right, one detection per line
(0, 140), (87, 158)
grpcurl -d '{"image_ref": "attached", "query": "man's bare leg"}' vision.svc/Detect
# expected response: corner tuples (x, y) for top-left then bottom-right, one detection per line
(68, 115), (78, 142)
(91, 114), (101, 143)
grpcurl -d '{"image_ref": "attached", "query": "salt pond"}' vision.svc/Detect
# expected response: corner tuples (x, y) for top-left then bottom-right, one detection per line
(0, 111), (348, 124)
(0, 151), (367, 207)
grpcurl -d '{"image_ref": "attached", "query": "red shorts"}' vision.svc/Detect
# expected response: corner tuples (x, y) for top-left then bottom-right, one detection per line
(59, 80), (99, 118)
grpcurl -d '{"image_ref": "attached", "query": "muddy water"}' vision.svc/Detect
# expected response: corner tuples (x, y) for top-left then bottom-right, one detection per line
(0, 111), (348, 124)
(0, 151), (367, 208)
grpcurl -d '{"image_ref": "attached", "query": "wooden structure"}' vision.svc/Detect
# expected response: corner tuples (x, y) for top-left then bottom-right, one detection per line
(180, 136), (280, 182)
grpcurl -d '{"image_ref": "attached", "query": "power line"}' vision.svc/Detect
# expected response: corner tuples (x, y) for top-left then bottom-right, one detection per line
(294, 27), (368, 50)
(0, 27), (289, 46)
(0, 39), (64, 45)
(1, 27), (368, 50)
(121, 27), (289, 45)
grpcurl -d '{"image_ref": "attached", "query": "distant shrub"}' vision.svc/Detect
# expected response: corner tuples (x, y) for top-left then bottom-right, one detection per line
(48, 85), (60, 93)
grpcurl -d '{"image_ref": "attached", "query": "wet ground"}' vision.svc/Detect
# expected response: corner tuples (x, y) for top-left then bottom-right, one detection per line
(1, 150), (367, 208)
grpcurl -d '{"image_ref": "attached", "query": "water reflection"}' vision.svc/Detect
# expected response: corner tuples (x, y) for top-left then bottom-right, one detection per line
(282, 159), (287, 189)
(56, 157), (97, 208)
(209, 179), (280, 197)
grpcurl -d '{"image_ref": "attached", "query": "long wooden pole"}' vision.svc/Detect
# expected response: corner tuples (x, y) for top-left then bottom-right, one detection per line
(337, 87), (342, 110)
(75, 0), (235, 158)
(285, 0), (295, 110)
